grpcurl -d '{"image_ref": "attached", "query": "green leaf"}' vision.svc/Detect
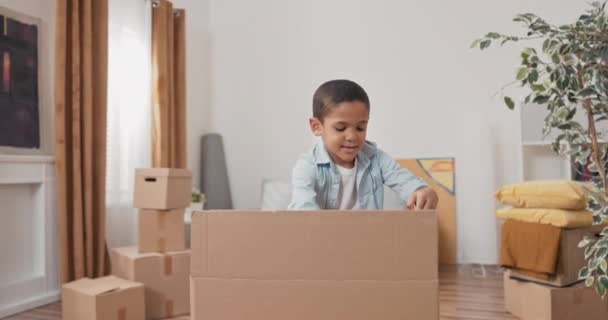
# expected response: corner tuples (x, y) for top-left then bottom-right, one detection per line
(542, 38), (550, 52)
(533, 95), (550, 104)
(579, 87), (597, 97)
(486, 32), (501, 39)
(596, 280), (607, 297)
(587, 276), (595, 287)
(566, 108), (577, 120)
(601, 260), (608, 273)
(596, 247), (608, 260)
(470, 38), (482, 49)
(504, 96), (515, 110)
(587, 245), (597, 259)
(552, 53), (561, 64)
(532, 84), (546, 92)
(599, 275), (608, 290)
(516, 67), (528, 81)
(547, 39), (560, 53)
(580, 266), (591, 279)
(601, 227), (608, 236)
(580, 238), (593, 248)
(480, 39), (491, 50)
(528, 69), (539, 83)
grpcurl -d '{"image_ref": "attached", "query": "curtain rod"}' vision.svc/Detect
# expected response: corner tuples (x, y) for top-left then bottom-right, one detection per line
(150, 0), (182, 16)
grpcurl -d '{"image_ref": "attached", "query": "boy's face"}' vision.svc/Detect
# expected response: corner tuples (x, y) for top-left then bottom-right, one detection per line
(309, 101), (369, 168)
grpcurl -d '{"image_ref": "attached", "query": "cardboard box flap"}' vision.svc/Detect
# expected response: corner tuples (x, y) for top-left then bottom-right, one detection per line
(191, 277), (439, 320)
(136, 168), (192, 179)
(191, 210), (438, 281)
(64, 276), (142, 296)
(114, 246), (189, 260)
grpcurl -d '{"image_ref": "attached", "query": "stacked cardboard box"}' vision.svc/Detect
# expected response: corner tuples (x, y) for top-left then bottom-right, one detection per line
(62, 276), (145, 320)
(508, 225), (604, 287)
(189, 210), (439, 320)
(502, 224), (608, 319)
(62, 168), (192, 320)
(112, 168), (193, 320)
(504, 270), (608, 319)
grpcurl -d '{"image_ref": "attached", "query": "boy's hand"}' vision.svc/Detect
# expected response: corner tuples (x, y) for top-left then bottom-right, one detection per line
(406, 186), (438, 210)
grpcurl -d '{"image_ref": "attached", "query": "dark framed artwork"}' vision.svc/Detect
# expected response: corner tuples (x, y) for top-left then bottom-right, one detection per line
(0, 7), (40, 150)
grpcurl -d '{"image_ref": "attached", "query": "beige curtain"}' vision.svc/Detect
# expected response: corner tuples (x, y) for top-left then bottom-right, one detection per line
(152, 0), (187, 168)
(54, 0), (110, 283)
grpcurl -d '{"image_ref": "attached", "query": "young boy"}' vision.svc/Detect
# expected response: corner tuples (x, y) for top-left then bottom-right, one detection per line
(288, 79), (438, 210)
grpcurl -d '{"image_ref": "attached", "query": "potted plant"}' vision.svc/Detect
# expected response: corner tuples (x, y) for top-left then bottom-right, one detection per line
(191, 188), (206, 211)
(472, 1), (608, 297)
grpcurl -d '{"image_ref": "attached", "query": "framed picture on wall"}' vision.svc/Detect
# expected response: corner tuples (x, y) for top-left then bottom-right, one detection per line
(0, 7), (41, 152)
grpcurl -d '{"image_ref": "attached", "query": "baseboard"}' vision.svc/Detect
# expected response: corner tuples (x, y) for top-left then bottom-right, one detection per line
(0, 290), (61, 318)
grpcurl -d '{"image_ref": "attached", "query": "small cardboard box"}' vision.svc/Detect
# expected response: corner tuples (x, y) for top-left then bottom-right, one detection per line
(504, 270), (608, 319)
(139, 208), (185, 253)
(62, 275), (144, 320)
(111, 246), (190, 320)
(510, 225), (604, 287)
(190, 210), (439, 320)
(133, 168), (192, 210)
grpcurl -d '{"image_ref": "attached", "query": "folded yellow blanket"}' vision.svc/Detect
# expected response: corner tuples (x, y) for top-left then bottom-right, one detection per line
(495, 180), (587, 210)
(496, 207), (593, 228)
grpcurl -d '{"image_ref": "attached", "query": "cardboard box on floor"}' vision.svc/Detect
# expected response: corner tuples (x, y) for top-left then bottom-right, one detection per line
(111, 246), (190, 320)
(62, 275), (145, 320)
(504, 270), (608, 320)
(133, 168), (192, 210)
(510, 225), (604, 287)
(139, 208), (185, 253)
(190, 210), (439, 320)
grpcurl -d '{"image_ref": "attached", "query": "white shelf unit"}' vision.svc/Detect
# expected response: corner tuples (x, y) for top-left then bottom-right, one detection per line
(520, 103), (608, 182)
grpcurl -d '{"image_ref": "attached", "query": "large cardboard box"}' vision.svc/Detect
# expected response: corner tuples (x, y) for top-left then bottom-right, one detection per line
(133, 168), (192, 210)
(111, 246), (190, 319)
(139, 208), (185, 253)
(62, 275), (144, 320)
(504, 270), (608, 319)
(190, 210), (439, 320)
(510, 225), (604, 287)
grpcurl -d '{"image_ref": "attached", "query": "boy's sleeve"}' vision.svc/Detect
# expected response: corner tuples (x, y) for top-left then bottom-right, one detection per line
(377, 149), (428, 205)
(287, 155), (320, 210)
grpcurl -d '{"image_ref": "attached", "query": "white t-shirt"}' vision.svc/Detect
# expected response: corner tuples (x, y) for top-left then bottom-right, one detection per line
(336, 161), (358, 209)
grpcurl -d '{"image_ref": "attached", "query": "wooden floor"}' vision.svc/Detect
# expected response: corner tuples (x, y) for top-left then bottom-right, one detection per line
(3, 265), (516, 320)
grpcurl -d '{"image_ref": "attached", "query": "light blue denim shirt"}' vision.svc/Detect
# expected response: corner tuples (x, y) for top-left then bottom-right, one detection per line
(288, 140), (427, 210)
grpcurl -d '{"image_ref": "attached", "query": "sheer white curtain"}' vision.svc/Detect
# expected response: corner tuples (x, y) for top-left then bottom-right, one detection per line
(106, 0), (152, 248)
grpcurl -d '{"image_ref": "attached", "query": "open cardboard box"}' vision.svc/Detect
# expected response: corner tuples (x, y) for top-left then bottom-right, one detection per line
(189, 210), (439, 320)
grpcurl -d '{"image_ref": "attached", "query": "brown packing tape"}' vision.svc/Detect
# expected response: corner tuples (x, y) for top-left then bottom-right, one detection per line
(156, 212), (168, 252)
(157, 237), (167, 252)
(166, 300), (174, 317)
(163, 254), (173, 275)
(117, 307), (127, 320)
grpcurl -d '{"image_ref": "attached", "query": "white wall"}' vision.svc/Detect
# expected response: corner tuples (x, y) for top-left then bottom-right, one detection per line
(178, 0), (589, 263)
